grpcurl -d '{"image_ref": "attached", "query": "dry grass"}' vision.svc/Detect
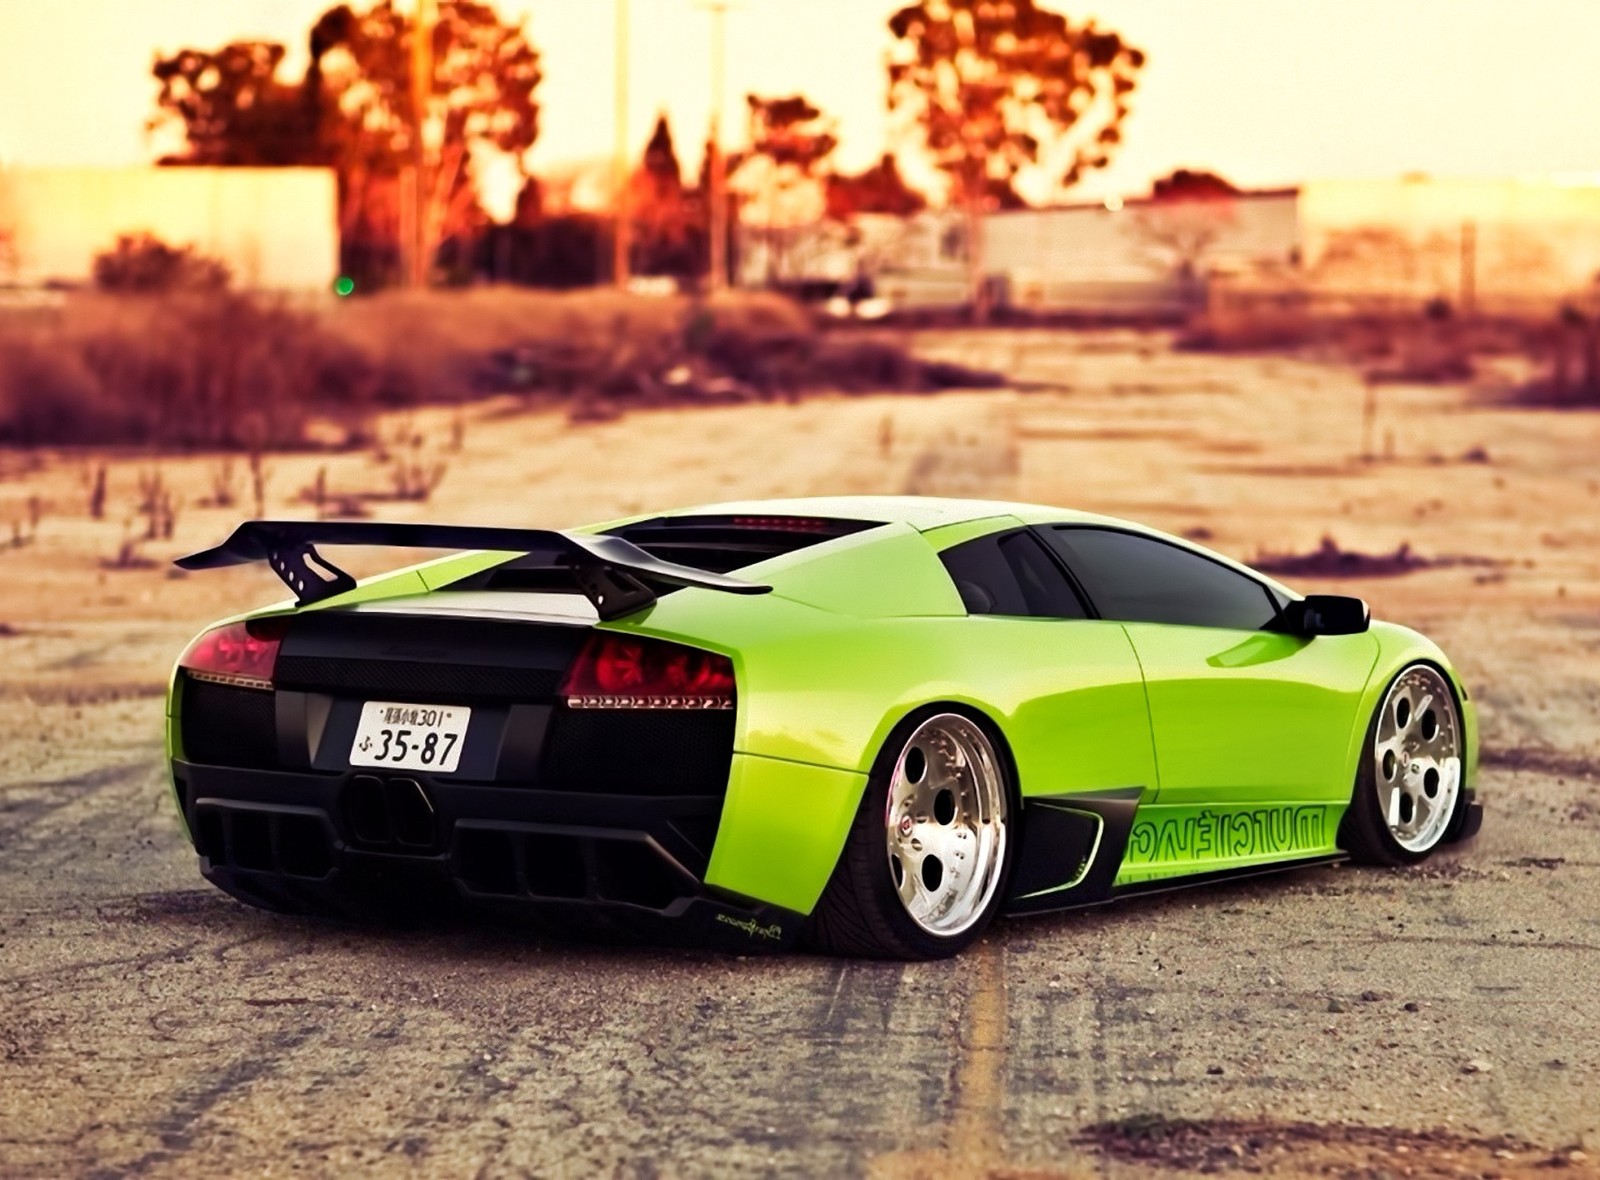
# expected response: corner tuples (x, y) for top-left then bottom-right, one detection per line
(1182, 292), (1600, 413)
(325, 286), (811, 360)
(0, 292), (383, 448)
(0, 286), (1001, 449)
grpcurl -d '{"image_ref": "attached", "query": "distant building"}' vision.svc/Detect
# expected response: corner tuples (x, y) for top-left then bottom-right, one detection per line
(984, 189), (1301, 316)
(0, 167), (338, 292)
(737, 188), (1301, 316)
(740, 176), (1600, 317)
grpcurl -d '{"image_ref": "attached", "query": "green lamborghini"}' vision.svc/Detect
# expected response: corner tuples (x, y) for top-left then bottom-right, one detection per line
(168, 497), (1480, 959)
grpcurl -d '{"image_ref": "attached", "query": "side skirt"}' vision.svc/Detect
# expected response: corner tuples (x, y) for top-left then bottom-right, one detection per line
(1108, 852), (1346, 903)
(1003, 789), (1349, 917)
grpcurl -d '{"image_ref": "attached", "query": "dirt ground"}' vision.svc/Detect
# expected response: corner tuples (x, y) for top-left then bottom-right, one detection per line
(2, 329), (1598, 1178)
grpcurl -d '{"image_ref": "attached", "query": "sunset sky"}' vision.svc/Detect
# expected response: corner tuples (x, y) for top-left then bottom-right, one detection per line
(2, 0), (1598, 203)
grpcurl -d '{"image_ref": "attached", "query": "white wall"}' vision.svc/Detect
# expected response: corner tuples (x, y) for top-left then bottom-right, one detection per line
(985, 192), (1301, 312)
(0, 167), (339, 292)
(1300, 177), (1600, 309)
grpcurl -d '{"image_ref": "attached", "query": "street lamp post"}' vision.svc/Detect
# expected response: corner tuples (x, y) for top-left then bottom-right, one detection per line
(406, 0), (436, 289)
(695, 0), (740, 295)
(614, 0), (632, 290)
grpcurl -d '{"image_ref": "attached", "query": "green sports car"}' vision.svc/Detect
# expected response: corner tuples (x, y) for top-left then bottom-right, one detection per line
(168, 497), (1480, 959)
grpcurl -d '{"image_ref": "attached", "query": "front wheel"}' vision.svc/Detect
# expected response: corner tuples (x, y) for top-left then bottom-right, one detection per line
(1341, 663), (1465, 866)
(805, 710), (1014, 959)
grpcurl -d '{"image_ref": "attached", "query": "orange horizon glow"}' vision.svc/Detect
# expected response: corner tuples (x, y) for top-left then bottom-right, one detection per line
(2, 0), (1599, 205)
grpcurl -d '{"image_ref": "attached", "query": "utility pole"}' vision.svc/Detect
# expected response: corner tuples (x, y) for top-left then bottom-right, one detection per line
(613, 0), (632, 290)
(405, 0), (436, 289)
(696, 0), (739, 294)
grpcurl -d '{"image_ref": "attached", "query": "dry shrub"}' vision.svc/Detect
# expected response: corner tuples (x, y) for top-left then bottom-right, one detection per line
(0, 286), (1003, 449)
(1252, 535), (1501, 579)
(1509, 314), (1600, 407)
(0, 336), (135, 444)
(92, 233), (230, 294)
(5, 494), (45, 549)
(1254, 536), (1432, 578)
(323, 286), (817, 402)
(808, 336), (1004, 393)
(0, 292), (390, 448)
(201, 458), (238, 508)
(377, 422), (450, 502)
(83, 462), (108, 519)
(329, 286), (1002, 407)
(1180, 304), (1315, 352)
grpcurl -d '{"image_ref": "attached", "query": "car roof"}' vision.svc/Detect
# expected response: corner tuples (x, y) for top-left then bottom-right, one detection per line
(656, 495), (1109, 531)
(648, 495), (1297, 601)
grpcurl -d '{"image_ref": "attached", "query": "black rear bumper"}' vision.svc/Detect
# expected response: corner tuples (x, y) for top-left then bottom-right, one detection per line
(172, 759), (800, 950)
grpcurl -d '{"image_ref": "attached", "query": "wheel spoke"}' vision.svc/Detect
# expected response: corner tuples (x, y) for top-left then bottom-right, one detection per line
(894, 854), (919, 910)
(1411, 783), (1434, 831)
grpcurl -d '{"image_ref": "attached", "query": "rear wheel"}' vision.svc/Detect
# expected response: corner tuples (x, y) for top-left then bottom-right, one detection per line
(1342, 663), (1464, 866)
(805, 710), (1013, 959)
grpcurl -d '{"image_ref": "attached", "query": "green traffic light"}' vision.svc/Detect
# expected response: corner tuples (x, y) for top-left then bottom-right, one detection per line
(334, 276), (355, 297)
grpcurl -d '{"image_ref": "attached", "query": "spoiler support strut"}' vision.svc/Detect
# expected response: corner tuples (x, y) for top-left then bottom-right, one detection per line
(175, 520), (771, 620)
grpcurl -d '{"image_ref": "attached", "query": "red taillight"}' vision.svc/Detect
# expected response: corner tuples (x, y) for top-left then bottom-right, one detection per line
(561, 634), (735, 710)
(178, 619), (286, 691)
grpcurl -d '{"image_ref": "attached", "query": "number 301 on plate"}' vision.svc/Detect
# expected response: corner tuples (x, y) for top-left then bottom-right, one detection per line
(349, 701), (471, 774)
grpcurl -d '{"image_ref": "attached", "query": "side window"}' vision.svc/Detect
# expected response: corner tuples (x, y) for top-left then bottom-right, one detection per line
(1044, 527), (1279, 630)
(939, 530), (1087, 618)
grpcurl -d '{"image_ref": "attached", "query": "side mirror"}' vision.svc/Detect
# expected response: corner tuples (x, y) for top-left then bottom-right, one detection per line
(1284, 594), (1371, 637)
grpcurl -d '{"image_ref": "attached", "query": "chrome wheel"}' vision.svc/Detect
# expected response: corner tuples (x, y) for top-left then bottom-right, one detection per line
(884, 714), (1008, 938)
(1373, 665), (1462, 853)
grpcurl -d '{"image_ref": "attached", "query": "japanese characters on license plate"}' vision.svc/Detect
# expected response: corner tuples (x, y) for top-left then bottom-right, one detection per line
(349, 701), (470, 773)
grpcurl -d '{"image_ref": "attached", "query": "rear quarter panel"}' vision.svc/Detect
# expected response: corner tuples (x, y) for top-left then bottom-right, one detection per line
(615, 530), (1158, 911)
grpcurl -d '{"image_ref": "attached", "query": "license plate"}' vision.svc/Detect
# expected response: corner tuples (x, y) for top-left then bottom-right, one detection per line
(349, 701), (470, 773)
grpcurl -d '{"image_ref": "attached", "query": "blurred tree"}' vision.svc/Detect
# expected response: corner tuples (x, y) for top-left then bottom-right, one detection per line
(511, 175), (543, 223)
(1150, 168), (1240, 201)
(150, 43), (313, 166)
(887, 0), (1144, 319)
(151, 0), (541, 289)
(1132, 168), (1241, 293)
(630, 114), (701, 278)
(825, 153), (928, 220)
(734, 94), (839, 285)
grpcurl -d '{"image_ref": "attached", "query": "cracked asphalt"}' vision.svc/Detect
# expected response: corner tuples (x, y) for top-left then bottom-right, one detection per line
(3, 332), (1599, 1176)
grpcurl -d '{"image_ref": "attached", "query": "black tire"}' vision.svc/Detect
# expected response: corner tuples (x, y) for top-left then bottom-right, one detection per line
(1340, 662), (1466, 867)
(804, 706), (1017, 960)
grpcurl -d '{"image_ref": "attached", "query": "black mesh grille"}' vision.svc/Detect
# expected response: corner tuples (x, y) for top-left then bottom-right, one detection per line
(274, 656), (561, 702)
(462, 515), (881, 588)
(540, 708), (735, 796)
(610, 516), (879, 574)
(181, 678), (277, 769)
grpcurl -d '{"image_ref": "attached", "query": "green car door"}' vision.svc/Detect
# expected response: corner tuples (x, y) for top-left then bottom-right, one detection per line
(1040, 526), (1379, 807)
(930, 523), (1158, 800)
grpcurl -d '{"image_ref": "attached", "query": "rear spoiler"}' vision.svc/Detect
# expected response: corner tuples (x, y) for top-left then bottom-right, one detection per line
(174, 520), (772, 620)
